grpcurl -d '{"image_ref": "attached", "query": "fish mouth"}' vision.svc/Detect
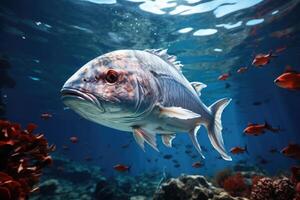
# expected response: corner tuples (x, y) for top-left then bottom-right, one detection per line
(60, 87), (105, 112)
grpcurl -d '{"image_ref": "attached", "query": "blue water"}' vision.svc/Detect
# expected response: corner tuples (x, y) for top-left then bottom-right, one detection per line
(1, 0), (300, 182)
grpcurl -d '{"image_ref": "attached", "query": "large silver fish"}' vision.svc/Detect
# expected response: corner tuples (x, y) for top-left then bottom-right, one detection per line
(61, 49), (232, 161)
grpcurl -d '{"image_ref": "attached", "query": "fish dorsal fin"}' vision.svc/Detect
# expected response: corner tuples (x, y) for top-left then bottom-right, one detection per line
(144, 49), (183, 72)
(190, 82), (207, 96)
(284, 66), (298, 74)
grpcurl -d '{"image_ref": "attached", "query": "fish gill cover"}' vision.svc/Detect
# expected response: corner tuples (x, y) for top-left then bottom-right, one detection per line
(0, 0), (300, 199)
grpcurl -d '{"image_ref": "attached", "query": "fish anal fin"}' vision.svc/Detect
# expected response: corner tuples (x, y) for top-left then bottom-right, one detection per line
(132, 129), (145, 151)
(189, 125), (205, 159)
(161, 134), (176, 148)
(133, 127), (158, 152)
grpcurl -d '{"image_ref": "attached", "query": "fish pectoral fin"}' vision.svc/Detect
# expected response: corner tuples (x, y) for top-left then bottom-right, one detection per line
(190, 82), (207, 96)
(161, 134), (176, 148)
(189, 125), (205, 159)
(158, 104), (201, 120)
(132, 127), (159, 152)
(132, 128), (145, 151)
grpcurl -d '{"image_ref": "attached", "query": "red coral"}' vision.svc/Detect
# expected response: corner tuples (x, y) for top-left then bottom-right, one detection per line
(0, 120), (54, 200)
(223, 172), (250, 197)
(291, 166), (300, 184)
(294, 182), (300, 200)
(252, 175), (265, 186)
(214, 168), (232, 187)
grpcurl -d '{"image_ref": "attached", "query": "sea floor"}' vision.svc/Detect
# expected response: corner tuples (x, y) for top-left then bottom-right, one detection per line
(29, 156), (299, 200)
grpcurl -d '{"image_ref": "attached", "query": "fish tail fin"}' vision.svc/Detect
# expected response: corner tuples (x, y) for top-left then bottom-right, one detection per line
(264, 121), (272, 130)
(276, 126), (282, 133)
(264, 121), (279, 132)
(245, 145), (249, 154)
(269, 50), (278, 58)
(206, 98), (232, 161)
(128, 165), (131, 172)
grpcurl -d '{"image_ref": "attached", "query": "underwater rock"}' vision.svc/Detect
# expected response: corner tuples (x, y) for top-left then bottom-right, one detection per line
(39, 179), (59, 196)
(213, 191), (244, 200)
(153, 174), (248, 200)
(33, 156), (160, 199)
(65, 170), (92, 183)
(94, 178), (116, 200)
(130, 195), (148, 200)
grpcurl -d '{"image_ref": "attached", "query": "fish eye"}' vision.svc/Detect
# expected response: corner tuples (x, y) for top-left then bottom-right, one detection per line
(105, 70), (119, 84)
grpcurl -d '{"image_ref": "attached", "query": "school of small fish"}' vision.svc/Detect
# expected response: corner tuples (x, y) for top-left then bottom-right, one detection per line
(217, 45), (300, 164)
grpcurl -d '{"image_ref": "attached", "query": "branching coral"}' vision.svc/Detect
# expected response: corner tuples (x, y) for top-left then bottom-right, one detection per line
(0, 120), (55, 200)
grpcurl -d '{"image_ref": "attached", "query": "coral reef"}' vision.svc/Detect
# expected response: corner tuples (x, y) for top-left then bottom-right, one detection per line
(250, 177), (295, 200)
(0, 120), (54, 199)
(250, 177), (274, 200)
(214, 168), (233, 187)
(153, 174), (248, 200)
(223, 173), (250, 197)
(213, 163), (299, 200)
(27, 157), (300, 200)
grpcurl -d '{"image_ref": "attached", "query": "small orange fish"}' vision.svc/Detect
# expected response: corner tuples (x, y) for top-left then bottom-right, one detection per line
(218, 73), (230, 81)
(0, 140), (15, 148)
(275, 46), (286, 53)
(57, 166), (64, 171)
(192, 161), (203, 168)
(281, 144), (300, 160)
(41, 113), (52, 120)
(84, 156), (93, 161)
(252, 53), (275, 67)
(258, 158), (269, 165)
(62, 145), (69, 150)
(113, 164), (130, 172)
(237, 67), (248, 73)
(269, 148), (278, 154)
(121, 143), (130, 149)
(70, 136), (78, 144)
(274, 70), (300, 90)
(230, 146), (248, 154)
(243, 122), (279, 136)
